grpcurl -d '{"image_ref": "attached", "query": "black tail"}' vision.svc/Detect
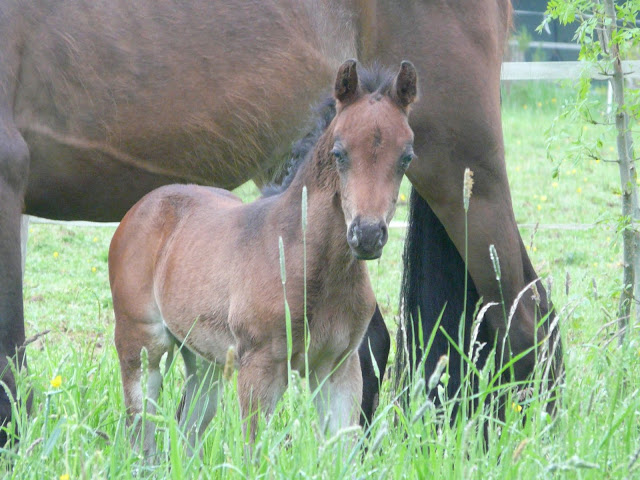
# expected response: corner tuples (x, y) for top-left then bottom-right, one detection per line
(358, 304), (390, 427)
(396, 188), (489, 404)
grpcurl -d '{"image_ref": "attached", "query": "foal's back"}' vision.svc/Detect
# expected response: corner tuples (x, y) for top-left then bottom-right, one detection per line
(109, 184), (244, 365)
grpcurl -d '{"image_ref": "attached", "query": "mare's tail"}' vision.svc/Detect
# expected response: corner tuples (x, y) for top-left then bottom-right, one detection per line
(395, 188), (488, 404)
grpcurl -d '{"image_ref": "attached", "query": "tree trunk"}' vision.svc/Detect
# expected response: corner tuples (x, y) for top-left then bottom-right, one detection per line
(601, 0), (639, 343)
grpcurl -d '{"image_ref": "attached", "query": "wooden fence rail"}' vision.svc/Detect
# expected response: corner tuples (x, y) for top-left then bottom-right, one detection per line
(501, 60), (640, 81)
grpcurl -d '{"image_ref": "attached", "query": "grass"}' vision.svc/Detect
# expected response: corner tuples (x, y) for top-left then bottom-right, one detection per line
(3, 80), (640, 478)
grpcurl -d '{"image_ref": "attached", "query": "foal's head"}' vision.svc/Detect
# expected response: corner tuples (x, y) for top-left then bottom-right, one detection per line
(330, 60), (418, 260)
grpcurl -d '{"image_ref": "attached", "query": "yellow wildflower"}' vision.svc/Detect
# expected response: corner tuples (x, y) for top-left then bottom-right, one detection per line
(577, 187), (582, 194)
(60, 474), (70, 480)
(552, 182), (558, 188)
(537, 205), (542, 211)
(53, 251), (59, 258)
(551, 98), (557, 104)
(523, 104), (528, 110)
(50, 375), (62, 388)
(93, 237), (98, 242)
(512, 402), (523, 413)
(540, 195), (547, 202)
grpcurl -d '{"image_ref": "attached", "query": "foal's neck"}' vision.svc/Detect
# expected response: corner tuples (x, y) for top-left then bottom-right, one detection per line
(282, 128), (339, 193)
(276, 131), (352, 262)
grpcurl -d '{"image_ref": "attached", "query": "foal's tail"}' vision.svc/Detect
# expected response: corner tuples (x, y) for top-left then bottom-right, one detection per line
(395, 188), (486, 403)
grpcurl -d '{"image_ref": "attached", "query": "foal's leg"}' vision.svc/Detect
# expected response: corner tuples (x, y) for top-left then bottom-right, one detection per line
(310, 352), (363, 435)
(119, 356), (164, 456)
(115, 322), (170, 457)
(236, 348), (287, 443)
(178, 348), (222, 454)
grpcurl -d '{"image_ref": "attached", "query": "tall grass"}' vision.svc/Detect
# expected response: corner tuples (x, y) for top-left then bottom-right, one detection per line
(2, 81), (639, 478)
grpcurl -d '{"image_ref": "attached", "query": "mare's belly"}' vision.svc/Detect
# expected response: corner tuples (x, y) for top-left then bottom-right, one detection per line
(21, 129), (262, 221)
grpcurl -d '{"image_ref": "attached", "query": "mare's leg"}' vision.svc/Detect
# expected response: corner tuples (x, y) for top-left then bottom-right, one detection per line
(381, 1), (560, 395)
(21, 216), (29, 278)
(410, 173), (552, 379)
(0, 114), (31, 445)
(115, 321), (170, 457)
(178, 348), (222, 454)
(358, 304), (389, 426)
(310, 352), (362, 435)
(236, 348), (287, 443)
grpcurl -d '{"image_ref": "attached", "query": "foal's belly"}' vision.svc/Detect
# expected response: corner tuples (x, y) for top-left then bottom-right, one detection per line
(157, 289), (237, 365)
(153, 212), (241, 364)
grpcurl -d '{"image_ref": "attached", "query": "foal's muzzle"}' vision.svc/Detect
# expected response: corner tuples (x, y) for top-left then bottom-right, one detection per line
(347, 217), (389, 260)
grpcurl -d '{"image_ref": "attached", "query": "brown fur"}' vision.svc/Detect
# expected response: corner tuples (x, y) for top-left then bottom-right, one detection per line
(0, 0), (561, 446)
(109, 61), (417, 451)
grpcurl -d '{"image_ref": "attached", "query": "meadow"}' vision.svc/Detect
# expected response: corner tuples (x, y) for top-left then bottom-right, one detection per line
(2, 81), (639, 479)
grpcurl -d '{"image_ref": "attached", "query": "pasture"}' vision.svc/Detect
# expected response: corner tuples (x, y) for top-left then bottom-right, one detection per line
(2, 82), (639, 479)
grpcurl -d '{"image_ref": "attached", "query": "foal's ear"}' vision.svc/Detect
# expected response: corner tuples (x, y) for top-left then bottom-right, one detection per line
(334, 59), (360, 105)
(393, 61), (418, 109)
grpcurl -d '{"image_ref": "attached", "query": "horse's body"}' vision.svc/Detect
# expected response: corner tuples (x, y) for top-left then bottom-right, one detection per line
(109, 61), (417, 450)
(0, 0), (560, 442)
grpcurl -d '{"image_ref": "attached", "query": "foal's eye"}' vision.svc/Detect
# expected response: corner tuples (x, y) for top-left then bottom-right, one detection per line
(332, 148), (348, 168)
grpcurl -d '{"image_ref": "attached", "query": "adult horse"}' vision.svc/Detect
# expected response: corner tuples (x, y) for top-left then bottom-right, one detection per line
(0, 0), (559, 442)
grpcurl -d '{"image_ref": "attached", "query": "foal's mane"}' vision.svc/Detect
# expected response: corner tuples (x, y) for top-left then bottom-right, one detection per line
(262, 63), (397, 197)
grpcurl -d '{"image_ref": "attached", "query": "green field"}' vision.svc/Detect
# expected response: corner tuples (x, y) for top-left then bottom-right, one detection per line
(4, 81), (640, 478)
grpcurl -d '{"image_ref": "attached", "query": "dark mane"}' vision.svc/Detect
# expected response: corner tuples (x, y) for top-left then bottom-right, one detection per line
(262, 63), (397, 197)
(357, 62), (396, 97)
(261, 96), (336, 197)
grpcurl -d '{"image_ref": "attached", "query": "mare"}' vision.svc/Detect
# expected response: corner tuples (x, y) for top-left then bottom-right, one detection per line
(0, 0), (561, 443)
(108, 60), (418, 451)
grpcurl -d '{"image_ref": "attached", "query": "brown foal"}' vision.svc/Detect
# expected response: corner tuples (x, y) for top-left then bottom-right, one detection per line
(109, 59), (418, 453)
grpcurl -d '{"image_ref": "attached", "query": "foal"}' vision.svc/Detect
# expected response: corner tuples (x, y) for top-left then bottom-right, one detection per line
(109, 59), (418, 453)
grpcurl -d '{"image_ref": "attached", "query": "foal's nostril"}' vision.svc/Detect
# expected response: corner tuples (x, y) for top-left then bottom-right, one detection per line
(378, 222), (388, 248)
(348, 221), (361, 248)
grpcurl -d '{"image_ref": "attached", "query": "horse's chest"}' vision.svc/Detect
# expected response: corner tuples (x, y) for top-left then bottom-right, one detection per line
(304, 297), (372, 366)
